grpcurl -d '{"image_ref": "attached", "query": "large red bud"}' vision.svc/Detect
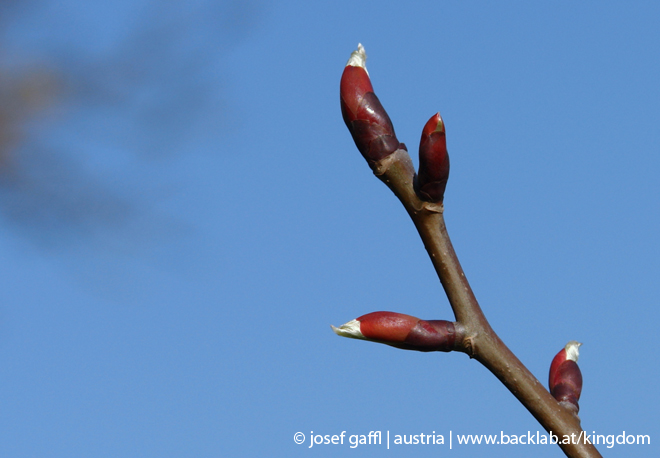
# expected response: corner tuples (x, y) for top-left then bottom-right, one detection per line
(549, 341), (583, 414)
(416, 113), (450, 202)
(332, 311), (456, 352)
(340, 44), (401, 165)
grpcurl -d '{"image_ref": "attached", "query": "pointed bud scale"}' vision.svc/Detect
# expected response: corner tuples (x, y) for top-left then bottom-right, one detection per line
(549, 341), (583, 414)
(340, 44), (401, 165)
(416, 113), (450, 202)
(331, 311), (457, 352)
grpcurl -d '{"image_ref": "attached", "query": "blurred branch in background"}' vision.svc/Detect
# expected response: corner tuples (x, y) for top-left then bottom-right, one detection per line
(0, 0), (259, 252)
(0, 63), (58, 168)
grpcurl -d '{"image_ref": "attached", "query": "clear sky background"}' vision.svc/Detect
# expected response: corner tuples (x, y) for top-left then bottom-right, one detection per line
(0, 1), (658, 457)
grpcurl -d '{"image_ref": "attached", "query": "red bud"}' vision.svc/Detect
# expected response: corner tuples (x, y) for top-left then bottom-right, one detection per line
(340, 44), (401, 165)
(549, 341), (583, 414)
(332, 311), (457, 352)
(416, 113), (450, 202)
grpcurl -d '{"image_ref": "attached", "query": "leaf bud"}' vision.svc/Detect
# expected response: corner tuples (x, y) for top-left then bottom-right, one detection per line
(549, 340), (583, 414)
(340, 44), (402, 166)
(416, 113), (450, 202)
(331, 311), (457, 352)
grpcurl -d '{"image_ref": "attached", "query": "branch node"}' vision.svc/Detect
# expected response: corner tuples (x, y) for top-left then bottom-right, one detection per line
(462, 335), (475, 358)
(420, 201), (444, 214)
(371, 147), (408, 176)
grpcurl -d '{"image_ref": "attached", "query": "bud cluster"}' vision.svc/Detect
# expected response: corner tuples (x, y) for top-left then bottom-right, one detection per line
(340, 44), (450, 202)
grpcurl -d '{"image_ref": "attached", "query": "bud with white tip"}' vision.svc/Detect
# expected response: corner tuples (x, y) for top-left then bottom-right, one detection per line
(332, 311), (459, 352)
(549, 340), (583, 415)
(340, 44), (403, 167)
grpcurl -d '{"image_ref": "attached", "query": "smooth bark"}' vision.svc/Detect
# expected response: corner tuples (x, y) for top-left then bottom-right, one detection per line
(369, 148), (602, 458)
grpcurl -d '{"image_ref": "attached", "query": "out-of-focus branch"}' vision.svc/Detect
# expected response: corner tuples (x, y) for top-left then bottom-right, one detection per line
(0, 1), (259, 250)
(0, 66), (58, 168)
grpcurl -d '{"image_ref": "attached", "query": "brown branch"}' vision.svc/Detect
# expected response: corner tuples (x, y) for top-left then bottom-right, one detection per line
(369, 148), (602, 458)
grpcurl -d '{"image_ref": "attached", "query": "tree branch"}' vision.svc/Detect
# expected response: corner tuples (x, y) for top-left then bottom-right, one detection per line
(370, 148), (602, 458)
(336, 43), (600, 457)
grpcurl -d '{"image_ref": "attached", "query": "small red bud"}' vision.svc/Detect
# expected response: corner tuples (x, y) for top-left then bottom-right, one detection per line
(332, 311), (457, 352)
(340, 44), (402, 165)
(416, 113), (450, 202)
(549, 341), (583, 414)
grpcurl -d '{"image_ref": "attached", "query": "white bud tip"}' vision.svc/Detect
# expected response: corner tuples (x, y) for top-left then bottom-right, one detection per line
(346, 43), (368, 74)
(331, 319), (365, 340)
(564, 340), (582, 362)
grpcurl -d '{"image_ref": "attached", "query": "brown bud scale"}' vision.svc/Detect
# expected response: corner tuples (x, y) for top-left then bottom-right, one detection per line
(355, 311), (456, 352)
(416, 113), (450, 202)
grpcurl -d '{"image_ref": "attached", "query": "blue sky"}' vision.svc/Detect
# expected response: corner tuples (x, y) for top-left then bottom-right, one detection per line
(0, 1), (658, 457)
